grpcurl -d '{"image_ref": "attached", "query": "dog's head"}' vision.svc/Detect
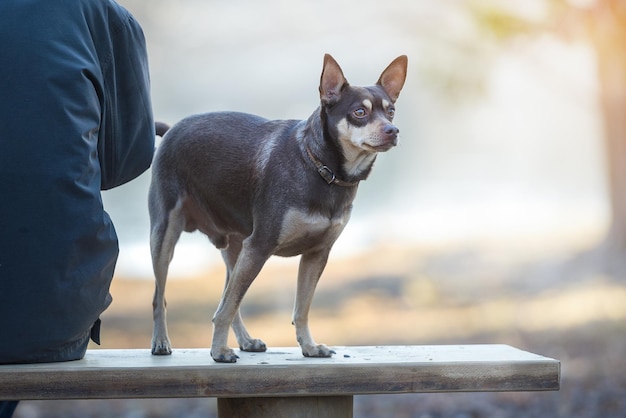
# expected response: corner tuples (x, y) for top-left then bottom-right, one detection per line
(319, 54), (408, 157)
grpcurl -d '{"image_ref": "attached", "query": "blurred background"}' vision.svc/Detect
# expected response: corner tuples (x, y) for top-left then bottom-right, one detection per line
(15, 0), (626, 417)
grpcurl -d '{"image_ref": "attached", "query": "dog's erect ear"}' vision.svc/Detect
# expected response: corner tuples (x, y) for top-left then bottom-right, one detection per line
(319, 54), (348, 106)
(376, 55), (408, 103)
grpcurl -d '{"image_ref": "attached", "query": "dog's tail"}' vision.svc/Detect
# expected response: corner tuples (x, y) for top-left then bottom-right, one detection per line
(155, 121), (170, 137)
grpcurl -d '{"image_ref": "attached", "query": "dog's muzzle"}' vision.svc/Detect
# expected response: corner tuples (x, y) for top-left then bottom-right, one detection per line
(377, 124), (399, 150)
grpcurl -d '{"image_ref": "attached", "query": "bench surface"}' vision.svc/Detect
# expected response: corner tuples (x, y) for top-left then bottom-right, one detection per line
(0, 345), (559, 400)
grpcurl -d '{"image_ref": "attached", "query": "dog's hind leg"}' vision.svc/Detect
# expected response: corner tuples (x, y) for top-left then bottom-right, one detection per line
(150, 198), (185, 355)
(221, 240), (267, 353)
(293, 249), (335, 358)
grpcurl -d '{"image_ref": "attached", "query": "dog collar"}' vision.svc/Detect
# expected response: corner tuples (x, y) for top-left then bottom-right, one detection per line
(305, 147), (359, 187)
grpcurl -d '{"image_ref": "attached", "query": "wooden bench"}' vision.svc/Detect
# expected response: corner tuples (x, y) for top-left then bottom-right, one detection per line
(0, 345), (559, 417)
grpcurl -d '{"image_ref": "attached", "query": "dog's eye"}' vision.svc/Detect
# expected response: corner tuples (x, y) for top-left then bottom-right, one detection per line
(353, 108), (367, 118)
(387, 108), (395, 118)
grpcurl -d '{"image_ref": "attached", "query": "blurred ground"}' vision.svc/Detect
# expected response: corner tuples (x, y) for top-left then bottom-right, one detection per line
(12, 230), (626, 417)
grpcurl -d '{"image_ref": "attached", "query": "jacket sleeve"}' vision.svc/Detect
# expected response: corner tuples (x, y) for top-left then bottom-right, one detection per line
(98, 8), (155, 190)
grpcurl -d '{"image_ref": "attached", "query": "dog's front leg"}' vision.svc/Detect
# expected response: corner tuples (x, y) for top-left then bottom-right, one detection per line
(221, 242), (267, 353)
(293, 249), (335, 358)
(211, 243), (269, 363)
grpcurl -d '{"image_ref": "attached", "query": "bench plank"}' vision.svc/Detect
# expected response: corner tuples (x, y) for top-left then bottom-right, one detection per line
(0, 345), (559, 401)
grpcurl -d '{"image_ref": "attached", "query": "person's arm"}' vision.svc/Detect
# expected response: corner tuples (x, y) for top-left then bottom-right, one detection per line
(98, 8), (155, 190)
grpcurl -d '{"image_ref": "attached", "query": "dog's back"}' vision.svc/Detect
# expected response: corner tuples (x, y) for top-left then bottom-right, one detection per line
(153, 111), (270, 192)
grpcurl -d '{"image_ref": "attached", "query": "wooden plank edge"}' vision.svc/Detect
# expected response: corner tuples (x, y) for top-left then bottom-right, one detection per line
(0, 360), (560, 400)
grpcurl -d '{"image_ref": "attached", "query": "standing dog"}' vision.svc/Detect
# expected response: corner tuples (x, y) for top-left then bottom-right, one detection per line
(149, 54), (407, 363)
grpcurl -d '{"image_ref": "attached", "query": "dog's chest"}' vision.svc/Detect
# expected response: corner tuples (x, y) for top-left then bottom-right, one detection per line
(274, 208), (349, 256)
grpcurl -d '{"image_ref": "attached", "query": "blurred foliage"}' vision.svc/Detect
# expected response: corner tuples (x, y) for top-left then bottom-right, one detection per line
(470, 3), (545, 40)
(467, 0), (626, 45)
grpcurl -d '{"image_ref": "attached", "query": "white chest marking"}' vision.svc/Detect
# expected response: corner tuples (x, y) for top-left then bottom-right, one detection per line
(278, 208), (348, 249)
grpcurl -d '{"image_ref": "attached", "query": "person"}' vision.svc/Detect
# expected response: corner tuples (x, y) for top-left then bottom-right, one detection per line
(0, 0), (155, 415)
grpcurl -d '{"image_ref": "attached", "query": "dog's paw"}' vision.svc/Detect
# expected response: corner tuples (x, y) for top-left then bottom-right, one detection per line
(240, 338), (267, 353)
(211, 348), (240, 363)
(302, 343), (335, 358)
(151, 338), (173, 356)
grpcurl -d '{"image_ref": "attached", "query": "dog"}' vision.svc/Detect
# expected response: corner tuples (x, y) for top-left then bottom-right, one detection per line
(149, 54), (408, 363)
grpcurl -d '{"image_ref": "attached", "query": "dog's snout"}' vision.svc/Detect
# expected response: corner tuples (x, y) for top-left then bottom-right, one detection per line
(384, 124), (399, 137)
(375, 123), (399, 149)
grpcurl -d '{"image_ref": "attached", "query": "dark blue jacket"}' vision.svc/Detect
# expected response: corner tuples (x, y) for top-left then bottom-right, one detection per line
(0, 0), (154, 363)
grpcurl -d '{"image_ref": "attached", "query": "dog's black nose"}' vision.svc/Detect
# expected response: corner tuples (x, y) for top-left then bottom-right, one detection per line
(384, 124), (399, 136)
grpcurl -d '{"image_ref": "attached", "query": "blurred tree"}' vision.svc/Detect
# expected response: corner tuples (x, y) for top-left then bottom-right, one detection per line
(472, 0), (626, 273)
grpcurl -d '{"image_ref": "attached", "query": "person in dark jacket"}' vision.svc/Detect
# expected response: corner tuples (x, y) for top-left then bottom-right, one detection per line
(0, 0), (155, 414)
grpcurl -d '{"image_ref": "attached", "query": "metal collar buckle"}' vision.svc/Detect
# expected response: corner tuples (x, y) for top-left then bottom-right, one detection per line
(305, 146), (359, 187)
(317, 165), (336, 185)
